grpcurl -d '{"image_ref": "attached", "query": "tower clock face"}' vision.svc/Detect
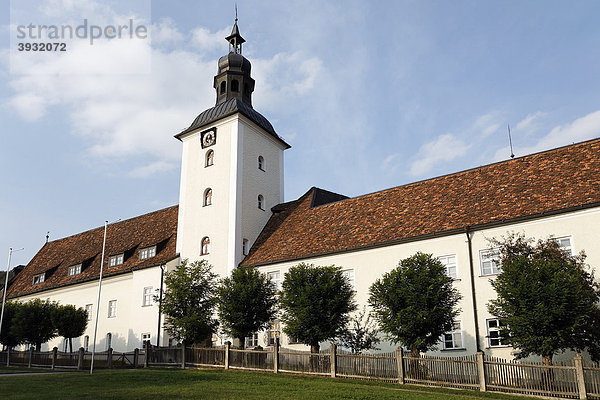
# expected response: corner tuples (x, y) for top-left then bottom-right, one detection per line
(201, 129), (216, 148)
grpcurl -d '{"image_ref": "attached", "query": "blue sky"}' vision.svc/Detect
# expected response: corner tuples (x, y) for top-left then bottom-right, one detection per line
(1, 0), (600, 265)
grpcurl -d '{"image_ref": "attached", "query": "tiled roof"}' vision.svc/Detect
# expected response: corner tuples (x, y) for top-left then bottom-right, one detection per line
(8, 205), (179, 298)
(175, 98), (291, 148)
(241, 138), (600, 267)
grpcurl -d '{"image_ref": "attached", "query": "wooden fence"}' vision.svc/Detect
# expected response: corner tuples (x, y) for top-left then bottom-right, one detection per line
(0, 347), (145, 370)
(145, 342), (600, 399)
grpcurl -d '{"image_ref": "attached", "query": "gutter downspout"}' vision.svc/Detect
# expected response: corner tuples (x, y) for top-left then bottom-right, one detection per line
(156, 264), (165, 347)
(466, 227), (481, 352)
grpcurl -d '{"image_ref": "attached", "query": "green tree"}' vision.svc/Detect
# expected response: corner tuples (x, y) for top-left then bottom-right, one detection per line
(159, 259), (219, 346)
(217, 266), (277, 349)
(488, 234), (600, 365)
(0, 301), (24, 348)
(369, 252), (461, 357)
(339, 306), (381, 354)
(52, 304), (88, 353)
(279, 263), (356, 353)
(12, 299), (58, 351)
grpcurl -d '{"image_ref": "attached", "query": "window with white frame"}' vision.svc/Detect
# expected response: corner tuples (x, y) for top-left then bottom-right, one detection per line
(438, 255), (458, 279)
(480, 249), (501, 276)
(342, 269), (355, 288)
(555, 236), (573, 256)
(108, 300), (117, 318)
(140, 246), (156, 260)
(245, 332), (259, 348)
(442, 321), (463, 349)
(487, 318), (506, 347)
(268, 320), (280, 346)
(242, 238), (249, 256)
(109, 254), (124, 267)
(32, 273), (45, 285)
(267, 271), (281, 292)
(85, 304), (93, 321)
(63, 338), (68, 352)
(141, 333), (151, 349)
(258, 194), (265, 210)
(204, 188), (213, 206)
(205, 150), (214, 167)
(142, 287), (153, 306)
(201, 237), (210, 255)
(68, 264), (82, 276)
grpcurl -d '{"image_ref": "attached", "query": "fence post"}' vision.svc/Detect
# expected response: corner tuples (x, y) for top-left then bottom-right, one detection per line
(395, 347), (405, 384)
(28, 347), (33, 368)
(330, 342), (337, 378)
(144, 345), (150, 368)
(224, 341), (230, 370)
(51, 347), (58, 370)
(273, 338), (279, 374)
(574, 354), (588, 400)
(133, 348), (139, 369)
(181, 342), (186, 369)
(77, 347), (84, 370)
(107, 347), (113, 369)
(476, 351), (486, 392)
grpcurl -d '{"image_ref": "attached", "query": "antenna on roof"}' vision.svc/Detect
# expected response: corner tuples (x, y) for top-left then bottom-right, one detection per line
(46, 231), (50, 243)
(235, 3), (238, 22)
(507, 124), (515, 159)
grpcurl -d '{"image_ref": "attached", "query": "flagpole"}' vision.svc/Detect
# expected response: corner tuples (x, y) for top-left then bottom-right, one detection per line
(0, 247), (24, 349)
(90, 221), (108, 374)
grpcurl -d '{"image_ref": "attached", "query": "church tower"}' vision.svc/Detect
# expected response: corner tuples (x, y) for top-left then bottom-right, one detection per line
(175, 18), (290, 277)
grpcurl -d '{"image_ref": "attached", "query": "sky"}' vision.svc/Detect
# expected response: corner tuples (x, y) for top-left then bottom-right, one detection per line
(1, 0), (600, 266)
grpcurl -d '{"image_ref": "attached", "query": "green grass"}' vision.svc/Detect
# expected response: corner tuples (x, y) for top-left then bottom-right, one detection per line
(0, 365), (53, 374)
(0, 367), (537, 400)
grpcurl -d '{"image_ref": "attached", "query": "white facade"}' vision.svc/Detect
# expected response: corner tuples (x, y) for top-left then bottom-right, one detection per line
(176, 114), (286, 277)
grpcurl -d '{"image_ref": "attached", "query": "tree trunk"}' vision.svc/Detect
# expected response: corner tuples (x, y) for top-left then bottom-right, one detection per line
(36, 343), (41, 352)
(310, 343), (320, 373)
(69, 338), (73, 353)
(542, 354), (553, 366)
(238, 337), (245, 350)
(409, 347), (421, 379)
(542, 354), (554, 390)
(311, 343), (320, 353)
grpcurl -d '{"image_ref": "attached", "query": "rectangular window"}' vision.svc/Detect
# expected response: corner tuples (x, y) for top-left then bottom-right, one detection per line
(142, 287), (153, 306)
(438, 255), (458, 279)
(108, 300), (117, 318)
(487, 319), (506, 347)
(68, 264), (82, 276)
(109, 254), (124, 267)
(140, 246), (156, 260)
(555, 236), (573, 256)
(32, 273), (45, 285)
(141, 333), (151, 348)
(268, 320), (280, 346)
(267, 271), (281, 292)
(341, 269), (355, 288)
(480, 249), (501, 276)
(245, 332), (259, 348)
(85, 304), (93, 321)
(442, 321), (463, 349)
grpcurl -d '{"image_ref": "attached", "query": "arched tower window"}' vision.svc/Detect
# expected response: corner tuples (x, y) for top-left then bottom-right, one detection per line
(231, 79), (239, 92)
(204, 188), (212, 206)
(258, 155), (264, 171)
(206, 150), (214, 167)
(201, 237), (210, 255)
(220, 81), (226, 94)
(242, 238), (249, 256)
(258, 194), (264, 210)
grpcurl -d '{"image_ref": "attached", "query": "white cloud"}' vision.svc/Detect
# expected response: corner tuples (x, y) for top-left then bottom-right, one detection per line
(515, 111), (546, 133)
(408, 134), (470, 177)
(128, 160), (176, 178)
(190, 26), (231, 53)
(151, 18), (184, 45)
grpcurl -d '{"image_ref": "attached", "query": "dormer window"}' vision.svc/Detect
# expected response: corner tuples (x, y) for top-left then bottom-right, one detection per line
(109, 254), (124, 267)
(258, 156), (265, 171)
(33, 273), (45, 285)
(140, 246), (156, 260)
(68, 264), (82, 276)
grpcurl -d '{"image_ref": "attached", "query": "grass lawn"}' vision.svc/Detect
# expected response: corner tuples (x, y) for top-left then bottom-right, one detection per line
(0, 368), (537, 400)
(0, 365), (55, 374)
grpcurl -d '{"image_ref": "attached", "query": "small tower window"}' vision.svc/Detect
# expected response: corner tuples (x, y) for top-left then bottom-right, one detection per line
(220, 81), (226, 94)
(206, 150), (214, 167)
(204, 188), (213, 206)
(201, 237), (210, 255)
(258, 195), (264, 210)
(242, 239), (249, 256)
(231, 79), (239, 92)
(258, 156), (265, 171)
(244, 83), (249, 96)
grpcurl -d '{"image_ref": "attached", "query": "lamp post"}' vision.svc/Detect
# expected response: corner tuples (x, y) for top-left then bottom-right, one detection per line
(0, 247), (24, 346)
